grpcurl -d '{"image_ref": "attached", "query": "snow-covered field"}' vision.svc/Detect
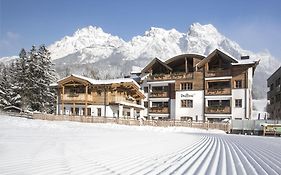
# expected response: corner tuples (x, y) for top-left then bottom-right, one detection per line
(0, 115), (281, 175)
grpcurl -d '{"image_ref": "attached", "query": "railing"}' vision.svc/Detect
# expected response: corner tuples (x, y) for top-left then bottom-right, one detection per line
(30, 113), (230, 132)
(150, 91), (168, 98)
(205, 69), (231, 77)
(148, 72), (193, 81)
(205, 88), (231, 95)
(149, 107), (169, 114)
(62, 94), (92, 102)
(205, 106), (231, 114)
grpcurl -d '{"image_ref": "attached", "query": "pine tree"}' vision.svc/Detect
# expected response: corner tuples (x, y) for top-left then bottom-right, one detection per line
(0, 63), (21, 109)
(11, 46), (58, 112)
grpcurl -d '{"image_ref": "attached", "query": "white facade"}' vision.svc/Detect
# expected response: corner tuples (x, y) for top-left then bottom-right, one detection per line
(175, 91), (204, 121)
(59, 104), (141, 119)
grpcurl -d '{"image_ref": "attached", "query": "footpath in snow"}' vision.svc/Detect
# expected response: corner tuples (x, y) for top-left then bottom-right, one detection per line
(0, 115), (281, 175)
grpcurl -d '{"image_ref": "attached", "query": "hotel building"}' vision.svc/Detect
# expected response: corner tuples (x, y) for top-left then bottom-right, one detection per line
(140, 49), (259, 122)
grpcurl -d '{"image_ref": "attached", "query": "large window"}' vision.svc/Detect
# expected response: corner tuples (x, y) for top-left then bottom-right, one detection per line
(208, 100), (230, 107)
(208, 81), (230, 89)
(152, 86), (168, 92)
(181, 83), (192, 90)
(152, 102), (168, 107)
(181, 100), (193, 108)
(235, 99), (242, 108)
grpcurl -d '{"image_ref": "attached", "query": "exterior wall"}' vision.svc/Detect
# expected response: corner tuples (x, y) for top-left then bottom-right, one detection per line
(232, 89), (246, 119)
(175, 90), (204, 121)
(267, 66), (281, 119)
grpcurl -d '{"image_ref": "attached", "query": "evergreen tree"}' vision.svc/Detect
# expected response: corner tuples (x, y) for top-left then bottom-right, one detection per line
(11, 46), (58, 112)
(0, 63), (21, 109)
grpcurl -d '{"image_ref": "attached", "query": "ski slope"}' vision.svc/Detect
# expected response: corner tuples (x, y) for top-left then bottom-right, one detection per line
(0, 115), (280, 175)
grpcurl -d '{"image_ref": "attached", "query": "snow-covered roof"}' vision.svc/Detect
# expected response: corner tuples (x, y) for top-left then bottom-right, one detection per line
(58, 74), (141, 88)
(231, 59), (259, 66)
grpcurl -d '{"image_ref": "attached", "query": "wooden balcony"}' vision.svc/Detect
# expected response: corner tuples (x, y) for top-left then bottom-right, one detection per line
(205, 88), (231, 95)
(148, 72), (193, 81)
(149, 107), (169, 114)
(62, 94), (93, 103)
(150, 91), (168, 98)
(205, 106), (231, 114)
(205, 69), (231, 77)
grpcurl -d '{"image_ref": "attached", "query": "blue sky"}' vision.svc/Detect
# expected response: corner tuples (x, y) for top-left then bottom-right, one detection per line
(1, 0), (281, 59)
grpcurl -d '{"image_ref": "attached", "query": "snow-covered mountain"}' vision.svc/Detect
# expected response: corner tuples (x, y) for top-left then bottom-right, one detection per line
(1, 23), (280, 99)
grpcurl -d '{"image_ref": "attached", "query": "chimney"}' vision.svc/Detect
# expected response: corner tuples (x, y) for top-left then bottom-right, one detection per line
(241, 56), (250, 60)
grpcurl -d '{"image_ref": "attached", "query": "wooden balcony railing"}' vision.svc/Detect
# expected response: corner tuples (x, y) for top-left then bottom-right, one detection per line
(148, 72), (193, 81)
(150, 91), (168, 98)
(205, 69), (231, 77)
(62, 94), (93, 102)
(205, 88), (231, 95)
(205, 106), (231, 114)
(149, 107), (169, 114)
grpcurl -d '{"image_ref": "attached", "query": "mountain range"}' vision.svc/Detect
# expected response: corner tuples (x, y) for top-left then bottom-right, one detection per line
(1, 23), (280, 99)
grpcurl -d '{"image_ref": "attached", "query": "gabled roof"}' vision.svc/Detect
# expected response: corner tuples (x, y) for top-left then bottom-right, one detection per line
(165, 53), (205, 65)
(141, 57), (172, 73)
(196, 49), (239, 69)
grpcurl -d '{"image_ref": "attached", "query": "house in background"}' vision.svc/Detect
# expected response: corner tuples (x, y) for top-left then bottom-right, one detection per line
(139, 49), (259, 122)
(267, 66), (281, 119)
(55, 74), (145, 119)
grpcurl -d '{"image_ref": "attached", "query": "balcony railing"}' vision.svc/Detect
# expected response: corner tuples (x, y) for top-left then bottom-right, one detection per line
(149, 107), (169, 114)
(62, 94), (92, 102)
(148, 72), (193, 81)
(150, 91), (168, 98)
(205, 106), (231, 114)
(205, 88), (231, 95)
(205, 69), (231, 77)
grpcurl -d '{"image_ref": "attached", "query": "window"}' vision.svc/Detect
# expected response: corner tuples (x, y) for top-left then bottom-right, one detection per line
(235, 99), (242, 108)
(152, 86), (168, 92)
(144, 101), (148, 108)
(75, 108), (79, 115)
(270, 83), (274, 91)
(152, 102), (168, 107)
(235, 80), (242, 88)
(144, 87), (148, 93)
(97, 108), (102, 116)
(181, 83), (192, 90)
(181, 100), (193, 108)
(276, 94), (281, 102)
(276, 78), (281, 87)
(87, 108), (91, 116)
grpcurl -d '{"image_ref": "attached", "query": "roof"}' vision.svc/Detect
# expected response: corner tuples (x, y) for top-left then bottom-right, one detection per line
(165, 53), (205, 65)
(58, 74), (141, 88)
(267, 66), (281, 81)
(141, 58), (172, 73)
(196, 49), (239, 69)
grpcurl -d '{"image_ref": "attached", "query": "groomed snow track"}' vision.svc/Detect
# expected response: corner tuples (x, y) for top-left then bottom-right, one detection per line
(0, 116), (281, 175)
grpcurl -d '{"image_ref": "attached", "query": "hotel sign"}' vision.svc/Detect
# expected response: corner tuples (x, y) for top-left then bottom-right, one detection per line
(181, 93), (194, 98)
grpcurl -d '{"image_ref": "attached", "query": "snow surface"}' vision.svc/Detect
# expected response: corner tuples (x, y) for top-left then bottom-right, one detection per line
(1, 115), (281, 175)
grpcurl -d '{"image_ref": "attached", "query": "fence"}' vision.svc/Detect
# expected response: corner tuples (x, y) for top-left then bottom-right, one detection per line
(31, 114), (230, 132)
